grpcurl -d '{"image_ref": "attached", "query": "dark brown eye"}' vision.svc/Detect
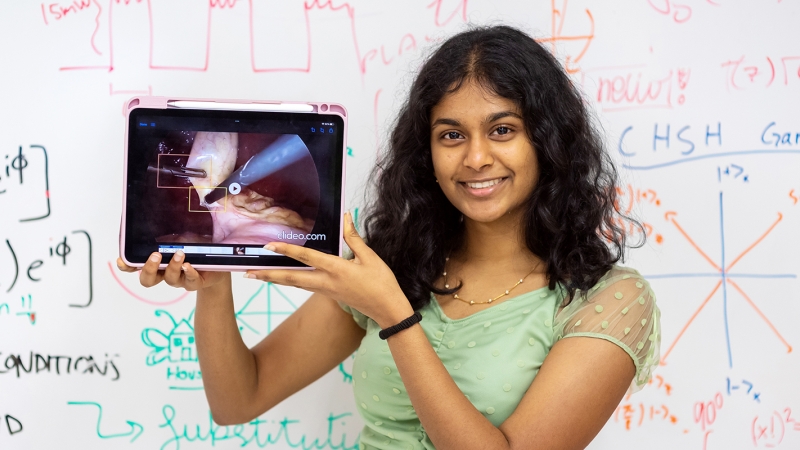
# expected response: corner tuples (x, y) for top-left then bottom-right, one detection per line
(444, 131), (462, 140)
(495, 126), (510, 135)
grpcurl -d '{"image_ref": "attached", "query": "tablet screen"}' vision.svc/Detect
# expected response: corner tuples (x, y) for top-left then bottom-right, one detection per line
(123, 107), (344, 268)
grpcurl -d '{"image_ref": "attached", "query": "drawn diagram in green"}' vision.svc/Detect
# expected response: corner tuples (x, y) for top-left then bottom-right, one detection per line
(141, 310), (203, 390)
(141, 310), (197, 366)
(235, 282), (299, 335)
(138, 285), (353, 388)
(237, 283), (354, 384)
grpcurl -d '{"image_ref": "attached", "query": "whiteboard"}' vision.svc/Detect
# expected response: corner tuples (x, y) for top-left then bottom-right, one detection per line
(1, 1), (799, 449)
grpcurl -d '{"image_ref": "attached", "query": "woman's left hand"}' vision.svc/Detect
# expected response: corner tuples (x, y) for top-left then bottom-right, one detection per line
(245, 212), (414, 328)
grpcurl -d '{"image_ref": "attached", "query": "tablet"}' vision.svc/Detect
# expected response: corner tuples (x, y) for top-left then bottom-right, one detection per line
(120, 97), (346, 271)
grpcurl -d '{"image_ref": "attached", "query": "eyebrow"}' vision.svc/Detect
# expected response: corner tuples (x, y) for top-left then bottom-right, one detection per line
(431, 118), (461, 128)
(430, 110), (523, 129)
(485, 111), (523, 123)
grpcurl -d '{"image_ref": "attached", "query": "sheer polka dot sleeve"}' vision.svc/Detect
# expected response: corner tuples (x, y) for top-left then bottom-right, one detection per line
(554, 267), (661, 393)
(337, 301), (370, 330)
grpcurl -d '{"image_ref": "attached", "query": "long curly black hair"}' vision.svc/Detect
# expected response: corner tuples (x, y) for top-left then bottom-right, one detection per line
(363, 25), (641, 310)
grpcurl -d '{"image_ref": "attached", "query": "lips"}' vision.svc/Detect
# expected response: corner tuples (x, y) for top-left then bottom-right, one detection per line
(459, 177), (507, 197)
(465, 178), (502, 189)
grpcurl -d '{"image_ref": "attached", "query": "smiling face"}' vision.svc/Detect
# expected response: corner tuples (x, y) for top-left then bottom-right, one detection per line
(430, 79), (539, 226)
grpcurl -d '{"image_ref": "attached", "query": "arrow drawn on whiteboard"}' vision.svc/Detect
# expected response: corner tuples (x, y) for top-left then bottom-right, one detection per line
(663, 211), (723, 272)
(66, 401), (144, 442)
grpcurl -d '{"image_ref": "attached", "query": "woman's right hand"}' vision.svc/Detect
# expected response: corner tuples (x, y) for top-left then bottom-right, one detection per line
(116, 251), (229, 291)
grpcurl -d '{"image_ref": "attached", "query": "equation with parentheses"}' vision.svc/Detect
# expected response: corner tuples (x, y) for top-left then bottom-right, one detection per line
(752, 408), (800, 448)
(0, 145), (51, 222)
(721, 55), (800, 91)
(1, 231), (93, 309)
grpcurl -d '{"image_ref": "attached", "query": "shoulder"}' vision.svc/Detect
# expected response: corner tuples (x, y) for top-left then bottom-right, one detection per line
(575, 265), (654, 309)
(559, 266), (656, 317)
(554, 265), (660, 391)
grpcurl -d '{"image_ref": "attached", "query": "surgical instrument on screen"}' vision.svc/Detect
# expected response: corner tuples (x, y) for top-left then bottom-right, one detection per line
(203, 134), (308, 204)
(147, 165), (208, 178)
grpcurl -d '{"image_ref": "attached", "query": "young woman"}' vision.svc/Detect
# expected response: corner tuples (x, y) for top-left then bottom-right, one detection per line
(119, 25), (660, 450)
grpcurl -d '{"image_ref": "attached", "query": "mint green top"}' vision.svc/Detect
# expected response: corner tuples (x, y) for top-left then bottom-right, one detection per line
(338, 266), (660, 450)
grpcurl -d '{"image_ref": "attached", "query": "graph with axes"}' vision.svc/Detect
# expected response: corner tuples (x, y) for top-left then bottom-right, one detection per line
(648, 191), (794, 368)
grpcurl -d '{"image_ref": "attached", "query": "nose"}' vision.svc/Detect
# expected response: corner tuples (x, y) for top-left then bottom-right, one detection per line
(462, 136), (494, 171)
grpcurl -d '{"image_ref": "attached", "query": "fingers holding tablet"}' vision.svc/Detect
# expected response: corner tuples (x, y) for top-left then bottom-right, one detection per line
(116, 249), (226, 291)
(180, 263), (205, 291)
(116, 257), (139, 273)
(139, 252), (164, 287)
(163, 251), (186, 287)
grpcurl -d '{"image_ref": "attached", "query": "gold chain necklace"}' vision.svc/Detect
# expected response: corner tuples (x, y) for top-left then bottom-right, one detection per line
(443, 257), (539, 306)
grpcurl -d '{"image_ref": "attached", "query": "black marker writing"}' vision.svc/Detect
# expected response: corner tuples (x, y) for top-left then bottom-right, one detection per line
(3, 414), (22, 436)
(0, 351), (120, 381)
(1, 146), (28, 188)
(0, 145), (51, 221)
(1, 231), (93, 307)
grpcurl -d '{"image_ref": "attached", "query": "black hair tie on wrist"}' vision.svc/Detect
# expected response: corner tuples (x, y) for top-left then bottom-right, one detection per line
(379, 311), (422, 340)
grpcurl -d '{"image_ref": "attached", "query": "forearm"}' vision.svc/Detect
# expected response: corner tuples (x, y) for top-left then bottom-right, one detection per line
(194, 274), (258, 423)
(380, 311), (510, 450)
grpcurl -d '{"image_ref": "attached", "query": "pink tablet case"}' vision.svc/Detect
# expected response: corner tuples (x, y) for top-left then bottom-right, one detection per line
(120, 96), (347, 271)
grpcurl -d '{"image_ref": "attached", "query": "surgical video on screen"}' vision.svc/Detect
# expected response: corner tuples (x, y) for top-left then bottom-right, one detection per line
(146, 131), (321, 248)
